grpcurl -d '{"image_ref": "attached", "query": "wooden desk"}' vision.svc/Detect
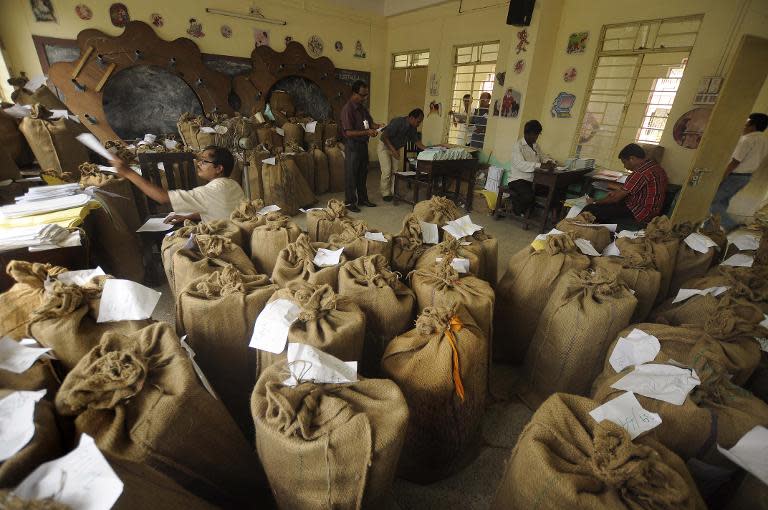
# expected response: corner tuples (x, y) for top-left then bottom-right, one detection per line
(393, 158), (479, 212)
(495, 168), (592, 232)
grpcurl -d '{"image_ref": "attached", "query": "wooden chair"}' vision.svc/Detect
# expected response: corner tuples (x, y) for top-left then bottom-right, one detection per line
(392, 141), (431, 206)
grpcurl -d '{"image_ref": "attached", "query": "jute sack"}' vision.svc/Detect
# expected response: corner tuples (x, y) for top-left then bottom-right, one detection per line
(251, 362), (408, 510)
(27, 281), (151, 372)
(19, 105), (87, 175)
(172, 234), (257, 296)
(54, 322), (268, 507)
(0, 390), (63, 489)
(255, 283), (365, 379)
(644, 215), (680, 303)
(270, 90), (295, 117)
(291, 145), (317, 192)
(0, 110), (32, 166)
(414, 238), (483, 278)
(176, 112), (203, 147)
(323, 121), (339, 142)
(391, 214), (430, 275)
(444, 230), (499, 285)
(229, 198), (266, 241)
(306, 199), (349, 242)
(329, 220), (393, 262)
(0, 142), (20, 181)
(521, 269), (637, 408)
(310, 145), (330, 194)
(249, 212), (302, 275)
(282, 122), (304, 147)
(246, 146), (273, 200)
(0, 339), (60, 396)
(726, 475), (768, 510)
(261, 154), (316, 216)
(303, 122), (324, 148)
(324, 139), (346, 192)
(412, 196), (462, 237)
(700, 215), (729, 255)
(338, 255), (416, 375)
(0, 261), (66, 340)
(493, 234), (591, 363)
(12, 85), (67, 111)
(591, 245), (661, 322)
(0, 492), (68, 509)
(254, 123), (273, 146)
(381, 305), (487, 483)
(176, 266), (278, 438)
(272, 234), (348, 290)
(555, 211), (613, 253)
(491, 393), (706, 510)
(669, 222), (718, 298)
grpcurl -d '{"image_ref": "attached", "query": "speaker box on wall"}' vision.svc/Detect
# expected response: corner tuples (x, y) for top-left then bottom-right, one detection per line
(506, 0), (536, 26)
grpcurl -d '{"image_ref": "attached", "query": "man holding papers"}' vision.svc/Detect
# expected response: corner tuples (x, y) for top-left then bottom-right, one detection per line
(111, 146), (243, 223)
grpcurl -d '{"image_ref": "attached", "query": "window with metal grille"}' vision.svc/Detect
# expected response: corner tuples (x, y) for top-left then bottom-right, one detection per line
(573, 16), (702, 169)
(392, 50), (430, 69)
(445, 41), (499, 148)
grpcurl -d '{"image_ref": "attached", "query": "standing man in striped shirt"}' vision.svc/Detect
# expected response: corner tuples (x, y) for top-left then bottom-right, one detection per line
(583, 143), (668, 225)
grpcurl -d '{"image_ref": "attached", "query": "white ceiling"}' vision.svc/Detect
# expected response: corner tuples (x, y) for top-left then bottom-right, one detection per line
(326, 0), (449, 17)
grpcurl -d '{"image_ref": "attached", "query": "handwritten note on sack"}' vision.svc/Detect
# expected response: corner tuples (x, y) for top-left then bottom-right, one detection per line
(443, 215), (483, 239)
(364, 231), (387, 242)
(589, 391), (662, 439)
(249, 299), (301, 354)
(717, 426), (768, 485)
(609, 328), (661, 372)
(0, 389), (46, 461)
(683, 232), (718, 254)
(419, 221), (439, 244)
(282, 343), (358, 386)
(610, 363), (700, 406)
(314, 247), (344, 268)
(96, 279), (161, 323)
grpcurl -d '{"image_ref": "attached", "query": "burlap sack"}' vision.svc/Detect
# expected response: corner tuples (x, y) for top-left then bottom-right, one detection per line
(0, 261), (66, 340)
(19, 105), (87, 175)
(0, 110), (32, 166)
(229, 198), (267, 240)
(669, 223), (717, 298)
(521, 269), (637, 408)
(272, 234), (348, 290)
(304, 123), (324, 148)
(255, 124), (273, 146)
(172, 234), (257, 296)
(0, 340), (60, 398)
(246, 146), (272, 200)
(493, 234), (591, 363)
(176, 266), (278, 437)
(282, 122), (304, 147)
(412, 196), (463, 233)
(0, 144), (20, 181)
(0, 492), (68, 509)
(261, 154), (316, 216)
(310, 146), (330, 194)
(338, 255), (415, 375)
(288, 145), (316, 192)
(391, 214), (429, 275)
(54, 322), (267, 506)
(306, 199), (349, 242)
(415, 238), (483, 278)
(329, 220), (393, 262)
(644, 215), (680, 303)
(249, 212), (302, 275)
(381, 305), (487, 483)
(410, 259), (495, 345)
(701, 215), (729, 260)
(251, 362), (408, 509)
(12, 85), (67, 110)
(443, 230), (499, 284)
(323, 121), (339, 142)
(270, 90), (295, 117)
(491, 393), (706, 510)
(270, 125), (286, 145)
(324, 139), (345, 192)
(591, 247), (661, 322)
(555, 211), (613, 253)
(255, 283), (365, 379)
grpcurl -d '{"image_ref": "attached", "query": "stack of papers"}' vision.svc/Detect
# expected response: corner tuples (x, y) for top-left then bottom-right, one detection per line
(14, 183), (82, 203)
(417, 147), (473, 161)
(0, 224), (81, 252)
(443, 215), (483, 239)
(0, 194), (91, 220)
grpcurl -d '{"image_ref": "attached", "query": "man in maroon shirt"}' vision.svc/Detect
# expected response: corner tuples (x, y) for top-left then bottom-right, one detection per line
(583, 143), (668, 225)
(340, 80), (381, 212)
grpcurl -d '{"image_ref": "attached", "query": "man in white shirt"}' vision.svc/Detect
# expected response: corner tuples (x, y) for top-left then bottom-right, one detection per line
(112, 145), (244, 223)
(505, 120), (557, 215)
(709, 112), (768, 231)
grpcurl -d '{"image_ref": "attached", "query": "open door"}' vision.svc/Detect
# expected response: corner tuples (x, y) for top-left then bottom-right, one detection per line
(671, 35), (768, 224)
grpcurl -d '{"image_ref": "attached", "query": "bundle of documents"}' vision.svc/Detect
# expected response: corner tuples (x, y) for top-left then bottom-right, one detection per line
(563, 158), (595, 171)
(14, 183), (82, 203)
(0, 193), (90, 220)
(590, 168), (627, 182)
(417, 147), (473, 161)
(0, 224), (81, 252)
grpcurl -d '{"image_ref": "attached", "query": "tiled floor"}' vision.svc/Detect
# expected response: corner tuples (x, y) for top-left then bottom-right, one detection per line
(152, 169), (538, 509)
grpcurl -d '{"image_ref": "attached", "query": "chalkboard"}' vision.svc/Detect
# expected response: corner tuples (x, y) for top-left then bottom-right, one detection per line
(201, 54), (253, 77)
(270, 76), (333, 121)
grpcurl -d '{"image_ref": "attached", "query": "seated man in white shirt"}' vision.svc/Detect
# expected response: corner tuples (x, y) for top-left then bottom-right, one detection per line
(505, 120), (557, 215)
(112, 145), (244, 224)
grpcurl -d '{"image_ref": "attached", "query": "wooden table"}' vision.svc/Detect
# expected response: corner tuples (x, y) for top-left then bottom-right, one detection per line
(393, 158), (479, 211)
(495, 167), (592, 232)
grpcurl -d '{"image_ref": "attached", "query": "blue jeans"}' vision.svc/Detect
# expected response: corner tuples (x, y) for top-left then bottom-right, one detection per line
(709, 173), (751, 231)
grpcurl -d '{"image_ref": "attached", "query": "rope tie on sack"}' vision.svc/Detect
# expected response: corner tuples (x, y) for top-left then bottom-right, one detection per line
(703, 297), (768, 341)
(645, 216), (674, 242)
(32, 281), (85, 320)
(444, 315), (465, 401)
(195, 234), (231, 258)
(294, 284), (337, 322)
(7, 261), (65, 287)
(545, 232), (580, 255)
(231, 199), (266, 221)
(415, 306), (465, 400)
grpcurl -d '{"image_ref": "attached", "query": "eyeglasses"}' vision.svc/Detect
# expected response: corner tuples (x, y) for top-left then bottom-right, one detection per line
(197, 159), (215, 165)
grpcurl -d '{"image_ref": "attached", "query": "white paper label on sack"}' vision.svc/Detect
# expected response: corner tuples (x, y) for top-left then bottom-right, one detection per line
(14, 434), (124, 510)
(136, 217), (174, 232)
(143, 134), (157, 144)
(24, 75), (47, 92)
(575, 238), (601, 256)
(275, 127), (285, 136)
(282, 343), (358, 386)
(727, 232), (760, 252)
(609, 329), (661, 372)
(96, 279), (161, 323)
(163, 139), (179, 150)
(49, 109), (69, 120)
(2, 104), (33, 118)
(300, 208), (324, 213)
(574, 222), (618, 233)
(419, 221), (439, 244)
(179, 335), (217, 399)
(0, 389), (46, 461)
(565, 196), (588, 219)
(761, 314), (768, 329)
(436, 257), (471, 274)
(76, 133), (116, 162)
(721, 253), (754, 268)
(443, 215), (483, 239)
(0, 337), (53, 373)
(182, 234), (197, 251)
(683, 232), (719, 254)
(716, 426), (768, 485)
(757, 337), (768, 353)
(263, 157), (277, 165)
(314, 247), (344, 268)
(249, 299), (302, 354)
(617, 230), (644, 239)
(54, 267), (106, 287)
(589, 391), (662, 439)
(603, 241), (621, 257)
(254, 112), (265, 123)
(672, 286), (729, 304)
(610, 363), (700, 406)
(214, 125), (228, 135)
(96, 165), (117, 174)
(535, 228), (565, 242)
(257, 205), (281, 215)
(199, 126), (216, 133)
(304, 121), (318, 133)
(364, 231), (387, 242)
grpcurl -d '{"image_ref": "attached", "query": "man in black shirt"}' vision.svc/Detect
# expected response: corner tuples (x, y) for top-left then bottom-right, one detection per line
(378, 108), (427, 201)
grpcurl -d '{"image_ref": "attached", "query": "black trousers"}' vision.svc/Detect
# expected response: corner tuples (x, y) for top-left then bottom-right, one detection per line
(582, 202), (636, 224)
(507, 179), (535, 215)
(344, 143), (369, 205)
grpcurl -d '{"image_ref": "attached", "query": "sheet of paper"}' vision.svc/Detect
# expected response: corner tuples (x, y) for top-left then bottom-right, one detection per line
(419, 221), (439, 244)
(589, 391), (662, 439)
(617, 230), (644, 239)
(75, 133), (115, 162)
(275, 127), (285, 136)
(0, 337), (53, 374)
(163, 139), (179, 150)
(254, 112), (265, 123)
(575, 238), (601, 256)
(179, 335), (217, 399)
(611, 363), (700, 406)
(183, 234), (197, 250)
(19, 338), (56, 359)
(364, 231), (387, 242)
(727, 232), (760, 251)
(716, 426), (768, 485)
(55, 267), (106, 287)
(199, 126), (216, 133)
(672, 286), (729, 304)
(304, 120), (317, 133)
(574, 222), (618, 233)
(314, 247), (344, 267)
(257, 204), (281, 215)
(263, 157), (277, 166)
(299, 208), (324, 213)
(24, 75), (47, 92)
(609, 328), (661, 372)
(143, 134), (157, 143)
(722, 253), (754, 268)
(0, 389), (46, 461)
(443, 215), (483, 239)
(49, 109), (69, 120)
(96, 279), (161, 323)
(97, 165), (117, 173)
(484, 166), (504, 192)
(761, 314), (768, 329)
(684, 232), (719, 254)
(565, 196), (588, 219)
(2, 104), (32, 118)
(534, 228), (565, 242)
(136, 217), (174, 232)
(603, 241), (621, 257)
(436, 257), (471, 273)
(396, 171), (417, 176)
(282, 343), (358, 386)
(757, 337), (768, 353)
(249, 299), (301, 354)
(14, 434), (123, 510)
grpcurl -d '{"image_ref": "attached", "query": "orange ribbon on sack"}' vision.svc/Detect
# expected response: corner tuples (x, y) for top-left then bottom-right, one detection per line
(444, 315), (465, 401)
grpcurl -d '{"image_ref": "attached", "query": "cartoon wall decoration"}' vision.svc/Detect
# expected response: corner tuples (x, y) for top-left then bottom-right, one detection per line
(579, 112), (600, 143)
(221, 25), (232, 38)
(428, 101), (442, 117)
(150, 13), (164, 27)
(307, 35), (323, 57)
(566, 32), (588, 54)
(254, 29), (269, 47)
(335, 41), (343, 52)
(75, 4), (92, 21)
(493, 88), (521, 118)
(187, 18), (204, 38)
(31, 0), (56, 22)
(551, 92), (576, 117)
(672, 107), (712, 149)
(354, 40), (366, 58)
(109, 3), (130, 27)
(516, 29), (530, 54)
(564, 67), (577, 82)
(496, 72), (506, 86)
(514, 59), (525, 74)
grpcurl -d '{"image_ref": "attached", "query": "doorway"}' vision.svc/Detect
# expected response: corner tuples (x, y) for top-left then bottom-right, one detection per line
(387, 50), (429, 124)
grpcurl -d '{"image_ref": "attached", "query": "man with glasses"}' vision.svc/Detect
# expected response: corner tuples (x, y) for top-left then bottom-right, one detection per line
(378, 108), (426, 202)
(111, 145), (244, 223)
(340, 80), (381, 212)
